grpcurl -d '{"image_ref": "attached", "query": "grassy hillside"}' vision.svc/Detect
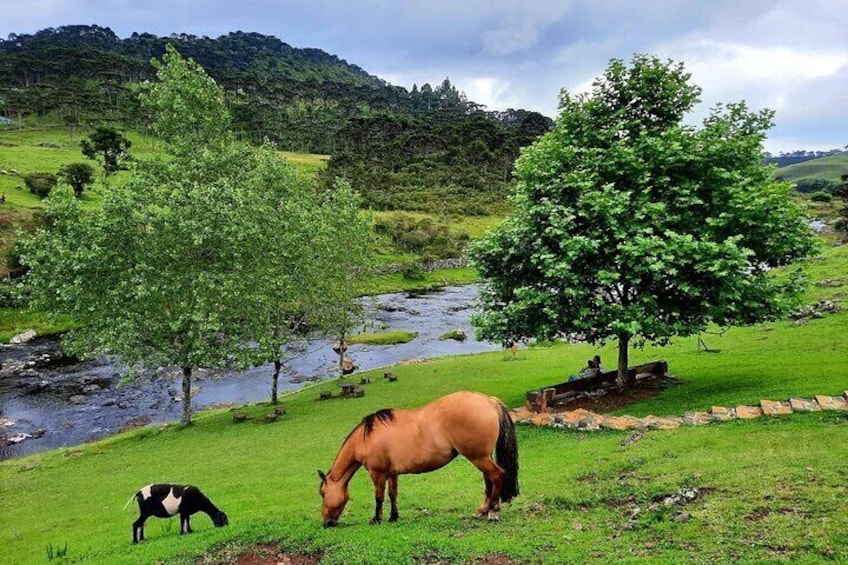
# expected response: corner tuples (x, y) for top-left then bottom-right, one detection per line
(776, 152), (848, 183)
(1, 244), (846, 564)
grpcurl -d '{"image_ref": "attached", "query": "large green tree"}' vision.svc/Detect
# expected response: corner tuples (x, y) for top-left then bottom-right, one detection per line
(246, 152), (373, 402)
(21, 47), (279, 425)
(471, 55), (818, 388)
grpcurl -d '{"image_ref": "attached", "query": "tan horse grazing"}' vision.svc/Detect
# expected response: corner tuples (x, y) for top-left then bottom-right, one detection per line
(318, 390), (519, 527)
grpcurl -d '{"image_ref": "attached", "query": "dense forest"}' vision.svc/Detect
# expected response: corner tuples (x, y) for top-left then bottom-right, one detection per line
(765, 149), (845, 168)
(0, 25), (552, 213)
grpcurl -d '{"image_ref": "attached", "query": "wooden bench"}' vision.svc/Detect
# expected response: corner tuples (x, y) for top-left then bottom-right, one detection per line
(526, 360), (668, 413)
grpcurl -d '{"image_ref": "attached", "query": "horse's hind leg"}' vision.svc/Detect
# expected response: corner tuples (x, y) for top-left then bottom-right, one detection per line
(369, 470), (388, 524)
(469, 457), (505, 521)
(388, 474), (399, 522)
(474, 475), (493, 518)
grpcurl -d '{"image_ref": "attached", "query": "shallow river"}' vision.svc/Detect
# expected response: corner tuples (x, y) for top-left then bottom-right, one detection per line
(0, 285), (497, 460)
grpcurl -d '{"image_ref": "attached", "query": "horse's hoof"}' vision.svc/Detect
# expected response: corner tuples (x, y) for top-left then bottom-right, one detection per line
(472, 511), (487, 519)
(388, 514), (399, 523)
(487, 512), (500, 522)
(369, 517), (381, 525)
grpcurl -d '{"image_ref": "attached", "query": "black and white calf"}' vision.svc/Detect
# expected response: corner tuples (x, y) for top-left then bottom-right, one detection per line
(129, 484), (229, 543)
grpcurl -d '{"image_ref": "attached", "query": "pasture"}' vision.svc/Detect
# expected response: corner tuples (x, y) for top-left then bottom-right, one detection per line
(0, 245), (846, 564)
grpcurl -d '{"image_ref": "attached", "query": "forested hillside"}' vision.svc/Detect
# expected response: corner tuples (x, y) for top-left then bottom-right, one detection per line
(0, 25), (552, 212)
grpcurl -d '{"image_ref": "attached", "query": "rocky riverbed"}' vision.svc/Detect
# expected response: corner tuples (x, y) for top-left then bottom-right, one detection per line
(0, 285), (497, 459)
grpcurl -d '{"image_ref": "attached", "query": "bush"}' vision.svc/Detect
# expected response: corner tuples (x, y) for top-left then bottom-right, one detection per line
(59, 163), (95, 198)
(374, 213), (471, 258)
(794, 178), (840, 194)
(401, 263), (426, 280)
(24, 172), (58, 199)
(0, 281), (24, 308)
(810, 191), (833, 203)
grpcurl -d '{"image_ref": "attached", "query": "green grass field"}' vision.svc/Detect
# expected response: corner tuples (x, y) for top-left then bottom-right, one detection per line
(1, 244), (846, 564)
(777, 152), (848, 183)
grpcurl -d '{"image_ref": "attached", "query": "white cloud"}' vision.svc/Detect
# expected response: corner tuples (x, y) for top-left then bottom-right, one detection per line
(480, 0), (571, 56)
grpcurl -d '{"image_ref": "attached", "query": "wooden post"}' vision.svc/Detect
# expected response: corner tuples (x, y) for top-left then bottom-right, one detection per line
(542, 388), (556, 412)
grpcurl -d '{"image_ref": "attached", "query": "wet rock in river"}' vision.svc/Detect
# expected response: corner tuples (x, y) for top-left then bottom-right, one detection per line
(10, 330), (36, 344)
(119, 416), (151, 432)
(69, 394), (88, 404)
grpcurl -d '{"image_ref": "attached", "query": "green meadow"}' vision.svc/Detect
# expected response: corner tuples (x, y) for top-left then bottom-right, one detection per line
(0, 241), (846, 565)
(777, 152), (848, 183)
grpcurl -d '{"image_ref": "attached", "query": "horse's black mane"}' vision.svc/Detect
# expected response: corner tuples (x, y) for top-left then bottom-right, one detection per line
(360, 408), (395, 437)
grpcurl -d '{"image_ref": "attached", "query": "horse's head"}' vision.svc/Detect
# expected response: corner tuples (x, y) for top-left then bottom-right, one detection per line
(318, 470), (349, 527)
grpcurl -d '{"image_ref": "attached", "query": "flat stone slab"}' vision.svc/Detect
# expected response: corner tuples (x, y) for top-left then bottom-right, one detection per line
(789, 397), (821, 412)
(760, 400), (792, 416)
(641, 415), (682, 430)
(816, 395), (848, 410)
(735, 405), (763, 419)
(599, 415), (641, 431)
(510, 409), (533, 423)
(683, 411), (712, 425)
(711, 406), (736, 421)
(530, 413), (554, 427)
(559, 409), (603, 430)
(560, 408), (593, 426)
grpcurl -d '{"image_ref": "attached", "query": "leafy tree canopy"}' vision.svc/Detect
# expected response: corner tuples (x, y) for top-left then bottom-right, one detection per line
(80, 126), (132, 174)
(21, 46), (371, 424)
(58, 162), (95, 197)
(471, 54), (818, 387)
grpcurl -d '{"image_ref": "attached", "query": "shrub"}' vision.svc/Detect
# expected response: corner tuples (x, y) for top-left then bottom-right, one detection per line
(401, 263), (425, 280)
(59, 163), (95, 198)
(794, 178), (840, 194)
(810, 191), (833, 203)
(24, 172), (58, 199)
(0, 281), (23, 308)
(374, 213), (471, 258)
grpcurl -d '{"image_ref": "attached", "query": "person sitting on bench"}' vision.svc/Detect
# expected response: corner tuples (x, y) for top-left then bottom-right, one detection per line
(568, 359), (599, 382)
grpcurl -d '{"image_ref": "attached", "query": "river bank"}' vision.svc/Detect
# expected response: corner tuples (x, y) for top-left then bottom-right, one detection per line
(0, 284), (496, 459)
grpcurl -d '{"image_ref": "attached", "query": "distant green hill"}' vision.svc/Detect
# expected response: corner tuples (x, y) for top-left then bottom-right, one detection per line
(0, 25), (552, 213)
(776, 152), (848, 184)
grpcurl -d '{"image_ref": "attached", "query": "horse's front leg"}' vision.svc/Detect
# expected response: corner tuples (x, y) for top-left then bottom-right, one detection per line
(388, 474), (399, 522)
(369, 470), (387, 525)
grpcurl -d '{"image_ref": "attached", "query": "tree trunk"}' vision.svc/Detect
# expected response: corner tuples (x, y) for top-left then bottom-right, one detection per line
(615, 334), (633, 389)
(181, 366), (193, 426)
(271, 359), (281, 404)
(338, 328), (346, 377)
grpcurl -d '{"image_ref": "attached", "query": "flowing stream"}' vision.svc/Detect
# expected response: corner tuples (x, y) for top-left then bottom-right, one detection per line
(0, 285), (495, 460)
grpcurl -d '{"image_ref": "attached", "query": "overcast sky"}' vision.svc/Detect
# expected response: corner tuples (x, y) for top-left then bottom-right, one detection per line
(2, 0), (845, 153)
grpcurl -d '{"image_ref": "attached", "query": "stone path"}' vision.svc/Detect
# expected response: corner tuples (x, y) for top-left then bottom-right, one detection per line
(510, 391), (848, 431)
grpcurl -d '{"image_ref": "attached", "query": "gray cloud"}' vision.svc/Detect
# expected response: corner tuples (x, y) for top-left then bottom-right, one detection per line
(0, 0), (844, 151)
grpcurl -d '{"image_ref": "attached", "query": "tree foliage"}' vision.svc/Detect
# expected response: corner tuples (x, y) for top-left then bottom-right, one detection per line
(58, 162), (95, 197)
(80, 126), (132, 174)
(471, 55), (818, 387)
(21, 46), (370, 423)
(23, 172), (57, 199)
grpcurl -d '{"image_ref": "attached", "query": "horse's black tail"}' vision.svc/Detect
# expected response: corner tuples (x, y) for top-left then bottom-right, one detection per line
(496, 402), (519, 503)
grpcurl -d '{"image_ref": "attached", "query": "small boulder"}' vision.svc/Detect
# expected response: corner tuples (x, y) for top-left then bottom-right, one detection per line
(69, 395), (88, 405)
(262, 412), (278, 423)
(438, 329), (467, 342)
(232, 413), (248, 423)
(10, 329), (36, 344)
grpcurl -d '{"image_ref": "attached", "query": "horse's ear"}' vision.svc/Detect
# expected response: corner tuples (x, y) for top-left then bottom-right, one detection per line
(317, 470), (327, 483)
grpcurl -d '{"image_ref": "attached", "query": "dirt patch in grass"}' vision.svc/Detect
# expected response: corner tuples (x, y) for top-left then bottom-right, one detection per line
(551, 376), (681, 413)
(473, 555), (517, 565)
(226, 544), (321, 565)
